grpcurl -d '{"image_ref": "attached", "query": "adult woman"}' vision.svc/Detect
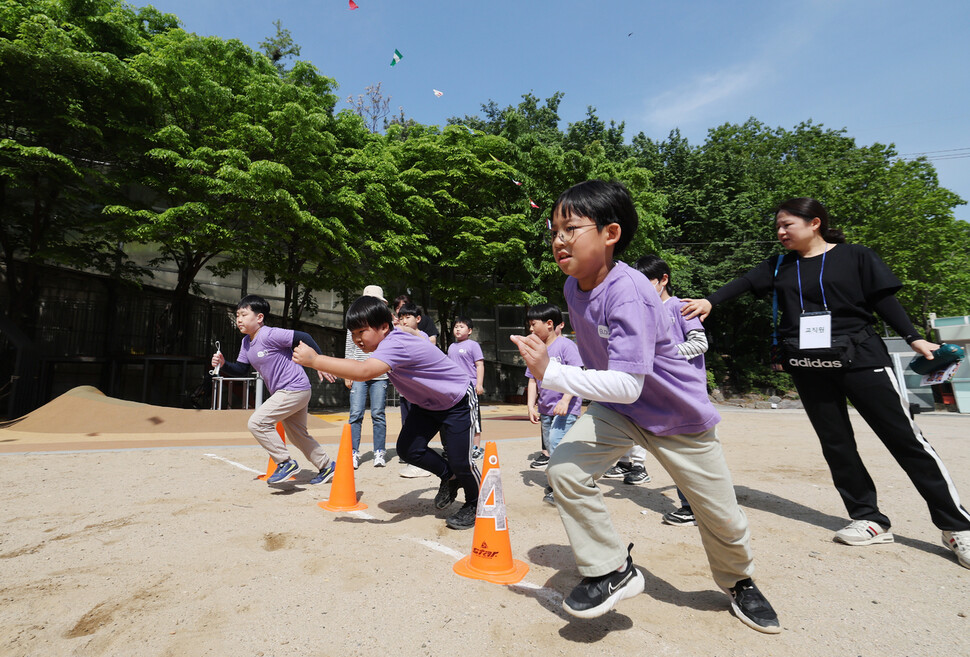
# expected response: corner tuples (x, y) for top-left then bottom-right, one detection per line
(681, 197), (970, 569)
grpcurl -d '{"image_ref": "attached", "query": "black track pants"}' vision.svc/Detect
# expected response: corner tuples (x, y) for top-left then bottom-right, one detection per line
(789, 365), (970, 531)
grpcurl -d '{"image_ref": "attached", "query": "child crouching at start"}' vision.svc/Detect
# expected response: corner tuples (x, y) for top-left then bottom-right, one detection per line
(293, 295), (481, 530)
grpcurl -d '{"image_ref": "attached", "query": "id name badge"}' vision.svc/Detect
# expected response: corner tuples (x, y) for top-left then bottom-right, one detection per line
(799, 311), (831, 349)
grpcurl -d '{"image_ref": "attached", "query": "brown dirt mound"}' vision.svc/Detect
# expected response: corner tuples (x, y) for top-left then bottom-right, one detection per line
(1, 386), (333, 435)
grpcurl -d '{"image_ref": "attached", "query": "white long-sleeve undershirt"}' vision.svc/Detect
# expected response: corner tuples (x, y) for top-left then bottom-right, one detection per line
(541, 359), (644, 405)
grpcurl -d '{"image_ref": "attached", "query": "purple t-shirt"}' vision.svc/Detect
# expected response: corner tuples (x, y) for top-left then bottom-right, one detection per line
(447, 338), (483, 386)
(527, 336), (584, 416)
(370, 329), (470, 411)
(665, 295), (706, 374)
(564, 261), (719, 436)
(237, 326), (310, 395)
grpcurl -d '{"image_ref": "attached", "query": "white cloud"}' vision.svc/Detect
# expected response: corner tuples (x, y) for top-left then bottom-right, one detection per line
(644, 61), (772, 131)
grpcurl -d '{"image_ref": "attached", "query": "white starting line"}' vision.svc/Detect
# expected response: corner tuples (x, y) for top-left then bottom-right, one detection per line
(203, 453), (263, 474)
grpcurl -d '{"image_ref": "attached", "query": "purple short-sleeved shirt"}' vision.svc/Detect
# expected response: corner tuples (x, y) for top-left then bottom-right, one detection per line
(527, 336), (584, 416)
(237, 326), (309, 395)
(370, 329), (470, 411)
(565, 261), (719, 436)
(447, 338), (483, 386)
(665, 295), (706, 373)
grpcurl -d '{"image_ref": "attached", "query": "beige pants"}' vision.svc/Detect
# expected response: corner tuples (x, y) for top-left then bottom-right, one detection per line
(248, 389), (330, 470)
(548, 403), (754, 588)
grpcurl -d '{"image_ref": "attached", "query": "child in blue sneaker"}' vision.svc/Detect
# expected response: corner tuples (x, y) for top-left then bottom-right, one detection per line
(511, 180), (780, 633)
(524, 303), (583, 505)
(293, 295), (481, 530)
(210, 295), (335, 485)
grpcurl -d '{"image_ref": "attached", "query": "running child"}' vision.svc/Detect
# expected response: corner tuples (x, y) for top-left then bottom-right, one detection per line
(210, 295), (336, 485)
(447, 316), (485, 459)
(293, 295), (481, 530)
(511, 180), (780, 633)
(523, 303), (583, 505)
(636, 254), (709, 526)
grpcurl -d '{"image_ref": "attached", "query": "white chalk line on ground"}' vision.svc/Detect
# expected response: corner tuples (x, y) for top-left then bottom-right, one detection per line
(409, 537), (561, 604)
(203, 453), (263, 474)
(202, 452), (560, 603)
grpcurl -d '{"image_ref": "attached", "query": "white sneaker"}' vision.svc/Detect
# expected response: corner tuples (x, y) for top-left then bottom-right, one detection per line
(942, 530), (970, 569)
(352, 450), (360, 470)
(373, 450), (386, 468)
(834, 520), (894, 546)
(400, 463), (431, 478)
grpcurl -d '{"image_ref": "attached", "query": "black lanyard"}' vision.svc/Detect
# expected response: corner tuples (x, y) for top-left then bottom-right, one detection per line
(795, 246), (830, 314)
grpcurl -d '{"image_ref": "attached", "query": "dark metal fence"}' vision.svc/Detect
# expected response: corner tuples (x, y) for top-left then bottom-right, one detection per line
(0, 265), (343, 420)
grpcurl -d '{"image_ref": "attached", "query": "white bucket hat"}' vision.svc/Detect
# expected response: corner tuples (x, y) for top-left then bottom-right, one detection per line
(362, 285), (387, 302)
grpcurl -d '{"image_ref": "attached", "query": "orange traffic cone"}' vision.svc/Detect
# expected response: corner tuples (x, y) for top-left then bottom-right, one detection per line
(257, 423), (292, 481)
(454, 441), (529, 584)
(319, 424), (368, 512)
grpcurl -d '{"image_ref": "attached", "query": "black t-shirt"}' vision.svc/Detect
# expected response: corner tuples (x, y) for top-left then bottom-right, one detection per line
(711, 243), (906, 368)
(417, 314), (439, 339)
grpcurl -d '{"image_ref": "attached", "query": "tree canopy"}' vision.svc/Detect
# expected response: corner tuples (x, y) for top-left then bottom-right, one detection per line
(3, 0), (967, 391)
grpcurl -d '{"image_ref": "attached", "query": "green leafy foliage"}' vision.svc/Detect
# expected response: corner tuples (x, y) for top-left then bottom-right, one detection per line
(3, 4), (966, 382)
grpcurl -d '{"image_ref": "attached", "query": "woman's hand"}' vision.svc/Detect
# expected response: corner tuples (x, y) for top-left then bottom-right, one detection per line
(910, 339), (940, 359)
(680, 298), (712, 321)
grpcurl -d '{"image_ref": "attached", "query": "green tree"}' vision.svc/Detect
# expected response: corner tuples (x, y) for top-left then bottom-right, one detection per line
(384, 123), (534, 336)
(259, 19), (300, 75)
(645, 118), (969, 392)
(0, 0), (167, 333)
(218, 63), (360, 326)
(104, 28), (289, 351)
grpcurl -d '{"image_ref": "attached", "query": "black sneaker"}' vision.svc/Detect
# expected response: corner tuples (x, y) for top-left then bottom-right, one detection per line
(563, 544), (645, 619)
(602, 461), (633, 479)
(542, 486), (555, 506)
(445, 502), (477, 530)
(530, 453), (550, 469)
(726, 578), (781, 634)
(623, 465), (651, 485)
(434, 476), (460, 509)
(662, 506), (697, 526)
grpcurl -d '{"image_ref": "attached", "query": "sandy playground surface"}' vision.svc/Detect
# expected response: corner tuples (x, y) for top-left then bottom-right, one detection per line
(0, 386), (968, 656)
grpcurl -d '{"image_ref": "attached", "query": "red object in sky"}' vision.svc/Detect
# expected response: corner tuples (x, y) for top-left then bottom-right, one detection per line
(348, 0), (359, 9)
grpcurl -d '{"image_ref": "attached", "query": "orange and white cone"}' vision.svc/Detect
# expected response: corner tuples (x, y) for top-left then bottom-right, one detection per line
(454, 441), (529, 584)
(319, 424), (368, 512)
(257, 423), (293, 481)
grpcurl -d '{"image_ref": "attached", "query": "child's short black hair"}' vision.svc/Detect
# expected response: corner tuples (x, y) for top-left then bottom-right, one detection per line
(346, 295), (393, 331)
(454, 316), (474, 330)
(397, 302), (422, 318)
(527, 303), (563, 327)
(237, 295), (270, 316)
(634, 254), (673, 293)
(551, 180), (638, 256)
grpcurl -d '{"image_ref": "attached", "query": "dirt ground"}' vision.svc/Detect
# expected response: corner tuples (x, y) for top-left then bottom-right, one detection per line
(0, 388), (968, 657)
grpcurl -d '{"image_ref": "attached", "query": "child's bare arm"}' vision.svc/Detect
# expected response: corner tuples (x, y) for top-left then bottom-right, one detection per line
(293, 342), (389, 381)
(475, 360), (484, 395)
(526, 378), (539, 424)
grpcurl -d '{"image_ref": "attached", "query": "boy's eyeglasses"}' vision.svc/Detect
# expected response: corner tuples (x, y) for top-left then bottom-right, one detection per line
(544, 223), (599, 245)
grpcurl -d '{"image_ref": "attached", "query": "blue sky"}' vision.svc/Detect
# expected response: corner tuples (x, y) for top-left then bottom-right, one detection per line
(141, 0), (970, 221)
